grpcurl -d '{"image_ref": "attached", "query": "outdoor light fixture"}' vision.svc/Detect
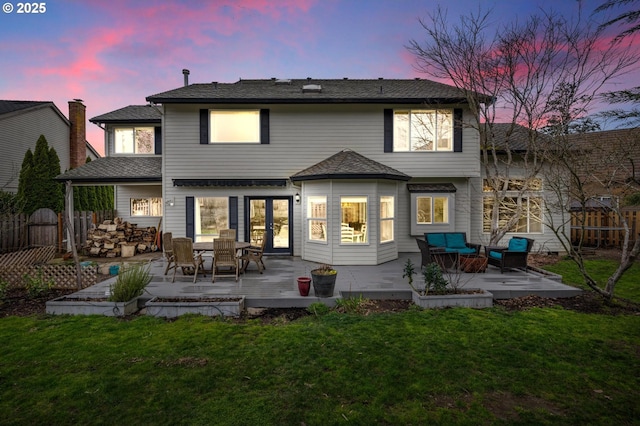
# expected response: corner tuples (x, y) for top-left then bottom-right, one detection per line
(295, 193), (301, 204)
(166, 198), (175, 207)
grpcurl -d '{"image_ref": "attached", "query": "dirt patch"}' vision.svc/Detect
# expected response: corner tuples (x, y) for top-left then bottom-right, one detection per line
(494, 293), (640, 315)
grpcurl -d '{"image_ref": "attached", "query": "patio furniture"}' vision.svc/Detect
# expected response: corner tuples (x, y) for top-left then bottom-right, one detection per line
(170, 238), (205, 283)
(212, 238), (239, 282)
(485, 237), (534, 273)
(219, 229), (236, 239)
(239, 238), (267, 273)
(424, 232), (481, 255)
(162, 232), (175, 275)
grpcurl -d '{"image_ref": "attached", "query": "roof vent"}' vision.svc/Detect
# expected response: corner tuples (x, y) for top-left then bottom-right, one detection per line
(302, 84), (322, 93)
(275, 79), (292, 85)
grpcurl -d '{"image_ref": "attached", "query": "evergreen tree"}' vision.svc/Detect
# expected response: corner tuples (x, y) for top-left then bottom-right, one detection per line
(16, 149), (34, 213)
(48, 146), (64, 212)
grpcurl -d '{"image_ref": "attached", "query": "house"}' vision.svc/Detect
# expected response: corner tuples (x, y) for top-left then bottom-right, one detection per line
(59, 76), (565, 264)
(0, 99), (96, 193)
(143, 77), (489, 265)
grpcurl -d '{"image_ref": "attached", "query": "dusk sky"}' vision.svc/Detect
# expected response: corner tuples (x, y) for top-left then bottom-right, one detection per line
(1, 0), (637, 155)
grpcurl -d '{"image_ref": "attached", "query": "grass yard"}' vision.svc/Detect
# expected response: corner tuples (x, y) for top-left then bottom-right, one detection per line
(1, 306), (638, 425)
(543, 258), (640, 302)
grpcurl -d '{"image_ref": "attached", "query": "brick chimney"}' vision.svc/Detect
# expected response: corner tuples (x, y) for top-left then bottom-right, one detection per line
(68, 99), (86, 168)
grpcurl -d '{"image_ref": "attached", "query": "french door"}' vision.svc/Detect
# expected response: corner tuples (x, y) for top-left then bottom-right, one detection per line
(245, 197), (292, 254)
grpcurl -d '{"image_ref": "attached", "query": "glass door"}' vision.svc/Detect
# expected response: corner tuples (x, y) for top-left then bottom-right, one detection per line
(246, 197), (292, 254)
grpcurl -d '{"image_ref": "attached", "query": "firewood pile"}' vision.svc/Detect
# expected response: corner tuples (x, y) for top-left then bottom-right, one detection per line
(84, 218), (158, 257)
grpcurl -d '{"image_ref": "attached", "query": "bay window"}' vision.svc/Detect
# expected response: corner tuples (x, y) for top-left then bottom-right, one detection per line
(341, 196), (368, 244)
(380, 196), (394, 243)
(307, 196), (327, 242)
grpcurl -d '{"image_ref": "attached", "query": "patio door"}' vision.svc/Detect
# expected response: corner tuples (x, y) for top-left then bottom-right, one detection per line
(245, 197), (292, 254)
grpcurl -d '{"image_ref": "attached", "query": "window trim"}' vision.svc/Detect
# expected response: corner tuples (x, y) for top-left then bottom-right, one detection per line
(306, 195), (327, 243)
(114, 127), (156, 154)
(200, 109), (270, 145)
(380, 195), (395, 243)
(130, 197), (163, 217)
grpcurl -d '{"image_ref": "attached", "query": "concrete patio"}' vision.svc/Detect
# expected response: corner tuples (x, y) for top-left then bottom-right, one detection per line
(73, 253), (581, 309)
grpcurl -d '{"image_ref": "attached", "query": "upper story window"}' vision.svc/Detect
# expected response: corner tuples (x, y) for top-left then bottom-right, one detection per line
(393, 109), (453, 152)
(210, 110), (260, 143)
(115, 127), (154, 154)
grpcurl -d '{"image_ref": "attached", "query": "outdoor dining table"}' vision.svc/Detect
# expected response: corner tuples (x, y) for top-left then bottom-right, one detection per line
(192, 240), (251, 274)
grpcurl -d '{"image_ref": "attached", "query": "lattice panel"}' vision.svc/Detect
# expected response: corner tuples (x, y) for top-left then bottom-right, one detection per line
(0, 246), (56, 267)
(0, 264), (97, 290)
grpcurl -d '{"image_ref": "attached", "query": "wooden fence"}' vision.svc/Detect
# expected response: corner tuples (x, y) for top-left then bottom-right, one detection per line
(571, 207), (640, 248)
(0, 209), (114, 254)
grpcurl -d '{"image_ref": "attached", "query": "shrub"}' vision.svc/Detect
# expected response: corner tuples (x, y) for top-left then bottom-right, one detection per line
(108, 263), (152, 302)
(423, 262), (448, 295)
(23, 268), (54, 298)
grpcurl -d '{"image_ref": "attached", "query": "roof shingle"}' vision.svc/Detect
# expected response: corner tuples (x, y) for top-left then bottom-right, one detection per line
(90, 105), (162, 124)
(55, 157), (161, 183)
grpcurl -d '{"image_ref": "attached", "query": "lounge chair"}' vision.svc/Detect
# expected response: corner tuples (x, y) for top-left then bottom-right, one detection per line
(485, 237), (534, 273)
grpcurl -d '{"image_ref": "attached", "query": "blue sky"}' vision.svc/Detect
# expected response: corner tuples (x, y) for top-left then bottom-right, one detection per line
(0, 0), (636, 153)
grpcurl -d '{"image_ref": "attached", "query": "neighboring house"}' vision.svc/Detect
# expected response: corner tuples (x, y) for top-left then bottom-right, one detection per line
(566, 128), (640, 209)
(0, 99), (94, 193)
(57, 105), (163, 228)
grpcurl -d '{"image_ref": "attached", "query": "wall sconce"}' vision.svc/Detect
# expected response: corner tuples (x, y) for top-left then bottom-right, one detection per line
(166, 198), (175, 207)
(295, 193), (301, 204)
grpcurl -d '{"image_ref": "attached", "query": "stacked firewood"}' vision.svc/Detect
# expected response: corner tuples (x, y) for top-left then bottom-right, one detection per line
(84, 218), (158, 257)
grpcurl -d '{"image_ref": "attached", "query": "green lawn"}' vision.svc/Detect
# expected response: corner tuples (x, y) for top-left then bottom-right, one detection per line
(543, 258), (640, 302)
(1, 307), (638, 425)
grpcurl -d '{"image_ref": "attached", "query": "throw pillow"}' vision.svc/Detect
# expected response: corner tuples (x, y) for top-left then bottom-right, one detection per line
(446, 233), (467, 249)
(508, 238), (528, 252)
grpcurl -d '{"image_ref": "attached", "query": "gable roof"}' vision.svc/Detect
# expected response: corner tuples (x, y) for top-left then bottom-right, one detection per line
(90, 105), (162, 124)
(147, 78), (491, 105)
(290, 149), (411, 182)
(0, 100), (69, 123)
(55, 157), (161, 183)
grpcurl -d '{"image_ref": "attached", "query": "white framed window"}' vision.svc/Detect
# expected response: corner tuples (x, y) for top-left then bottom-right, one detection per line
(307, 196), (327, 242)
(380, 196), (394, 243)
(393, 109), (453, 152)
(209, 110), (260, 143)
(482, 178), (543, 233)
(130, 198), (162, 217)
(195, 197), (229, 242)
(115, 127), (154, 154)
(416, 196), (449, 224)
(341, 196), (367, 244)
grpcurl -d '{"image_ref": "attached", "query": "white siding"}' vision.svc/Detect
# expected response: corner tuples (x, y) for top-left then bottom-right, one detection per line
(0, 105), (70, 192)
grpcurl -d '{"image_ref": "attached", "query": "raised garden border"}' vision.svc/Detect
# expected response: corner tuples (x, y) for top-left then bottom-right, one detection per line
(145, 296), (245, 318)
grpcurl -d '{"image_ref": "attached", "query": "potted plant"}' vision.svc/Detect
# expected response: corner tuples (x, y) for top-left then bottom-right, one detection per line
(108, 262), (152, 304)
(310, 264), (337, 298)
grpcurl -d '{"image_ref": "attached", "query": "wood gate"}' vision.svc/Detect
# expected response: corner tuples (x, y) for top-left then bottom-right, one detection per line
(28, 208), (58, 247)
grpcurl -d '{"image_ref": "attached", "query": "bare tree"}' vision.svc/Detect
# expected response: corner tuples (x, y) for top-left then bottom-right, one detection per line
(407, 5), (637, 246)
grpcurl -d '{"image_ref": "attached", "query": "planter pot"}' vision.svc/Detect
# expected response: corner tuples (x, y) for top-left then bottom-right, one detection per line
(46, 296), (139, 317)
(145, 296), (245, 318)
(412, 289), (493, 309)
(297, 277), (311, 296)
(311, 271), (337, 298)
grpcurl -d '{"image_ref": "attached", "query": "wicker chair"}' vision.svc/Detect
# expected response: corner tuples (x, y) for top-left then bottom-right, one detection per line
(170, 237), (205, 283)
(239, 237), (266, 274)
(212, 238), (239, 282)
(162, 232), (175, 275)
(485, 237), (535, 273)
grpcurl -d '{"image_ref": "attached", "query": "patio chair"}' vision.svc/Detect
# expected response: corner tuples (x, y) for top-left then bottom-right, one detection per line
(485, 237), (535, 273)
(220, 229), (236, 240)
(239, 237), (267, 274)
(212, 238), (239, 282)
(162, 232), (175, 275)
(170, 237), (205, 283)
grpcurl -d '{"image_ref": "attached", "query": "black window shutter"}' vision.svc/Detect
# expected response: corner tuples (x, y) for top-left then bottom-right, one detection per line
(199, 109), (209, 145)
(154, 126), (162, 155)
(383, 109), (393, 152)
(453, 108), (463, 152)
(229, 197), (238, 240)
(260, 109), (270, 144)
(186, 196), (195, 239)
